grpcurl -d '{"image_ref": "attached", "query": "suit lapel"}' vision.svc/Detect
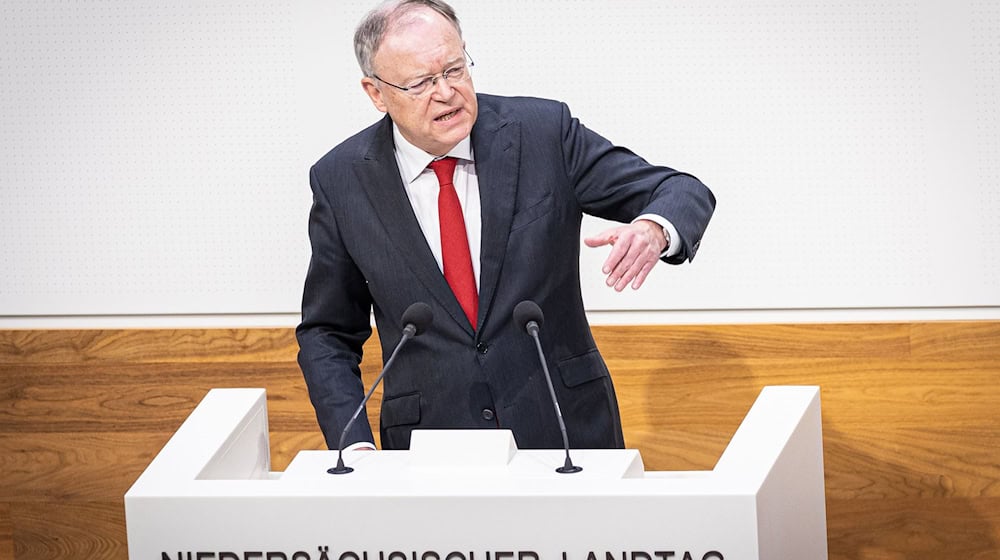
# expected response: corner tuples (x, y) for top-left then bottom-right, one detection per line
(353, 117), (470, 332)
(472, 100), (521, 333)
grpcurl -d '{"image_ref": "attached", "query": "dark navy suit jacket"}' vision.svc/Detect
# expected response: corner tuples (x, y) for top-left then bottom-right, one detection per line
(297, 94), (715, 450)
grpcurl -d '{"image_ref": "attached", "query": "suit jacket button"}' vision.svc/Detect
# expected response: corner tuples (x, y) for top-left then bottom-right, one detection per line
(476, 342), (489, 354)
(481, 408), (495, 421)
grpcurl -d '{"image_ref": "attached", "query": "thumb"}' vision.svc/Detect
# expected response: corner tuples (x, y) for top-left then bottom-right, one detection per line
(584, 228), (619, 248)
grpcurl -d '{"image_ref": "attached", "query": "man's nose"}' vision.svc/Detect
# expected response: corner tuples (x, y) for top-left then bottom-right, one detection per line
(430, 76), (455, 99)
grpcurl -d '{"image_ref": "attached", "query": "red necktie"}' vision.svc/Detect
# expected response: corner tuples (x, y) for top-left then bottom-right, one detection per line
(429, 157), (478, 329)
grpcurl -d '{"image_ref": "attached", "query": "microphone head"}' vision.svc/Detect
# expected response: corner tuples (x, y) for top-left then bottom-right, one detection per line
(401, 302), (433, 335)
(513, 300), (544, 331)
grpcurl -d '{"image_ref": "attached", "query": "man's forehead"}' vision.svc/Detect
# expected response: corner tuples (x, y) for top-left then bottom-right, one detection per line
(377, 38), (463, 76)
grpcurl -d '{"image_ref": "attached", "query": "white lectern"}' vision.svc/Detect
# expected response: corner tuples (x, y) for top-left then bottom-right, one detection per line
(126, 386), (827, 560)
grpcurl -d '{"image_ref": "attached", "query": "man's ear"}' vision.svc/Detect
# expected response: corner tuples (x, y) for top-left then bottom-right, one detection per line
(361, 77), (388, 113)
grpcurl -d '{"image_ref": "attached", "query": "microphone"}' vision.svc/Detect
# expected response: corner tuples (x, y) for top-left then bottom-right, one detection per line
(328, 302), (433, 474)
(513, 300), (582, 474)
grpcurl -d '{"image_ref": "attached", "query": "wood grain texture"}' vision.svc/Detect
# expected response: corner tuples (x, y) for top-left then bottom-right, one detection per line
(9, 501), (125, 560)
(1, 322), (998, 559)
(0, 329), (299, 364)
(0, 503), (12, 560)
(826, 497), (1000, 560)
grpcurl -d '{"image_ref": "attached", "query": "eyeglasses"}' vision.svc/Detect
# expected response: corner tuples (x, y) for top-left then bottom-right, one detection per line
(374, 50), (475, 98)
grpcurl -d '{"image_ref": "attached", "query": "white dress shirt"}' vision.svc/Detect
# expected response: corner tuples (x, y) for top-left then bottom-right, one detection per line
(392, 125), (482, 290)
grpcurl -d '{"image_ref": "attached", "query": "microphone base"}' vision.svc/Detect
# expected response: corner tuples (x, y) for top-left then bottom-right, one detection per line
(327, 465), (354, 474)
(555, 465), (583, 474)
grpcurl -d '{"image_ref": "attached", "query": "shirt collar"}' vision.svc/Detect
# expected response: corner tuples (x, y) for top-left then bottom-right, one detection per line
(392, 124), (474, 184)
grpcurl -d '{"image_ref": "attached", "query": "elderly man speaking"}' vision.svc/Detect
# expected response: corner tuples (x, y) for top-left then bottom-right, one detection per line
(296, 0), (716, 452)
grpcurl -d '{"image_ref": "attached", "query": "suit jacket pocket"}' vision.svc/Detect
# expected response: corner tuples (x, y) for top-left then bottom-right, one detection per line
(510, 193), (554, 232)
(556, 349), (610, 387)
(381, 392), (421, 428)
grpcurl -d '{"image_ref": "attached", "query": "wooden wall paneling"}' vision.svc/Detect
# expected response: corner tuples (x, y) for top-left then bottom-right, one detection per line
(0, 331), (324, 560)
(591, 323), (914, 360)
(2, 363), (312, 433)
(592, 322), (1000, 558)
(1, 322), (998, 559)
(825, 497), (1000, 560)
(0, 431), (169, 502)
(0, 503), (12, 560)
(10, 501), (125, 560)
(909, 321), (1000, 360)
(0, 329), (300, 365)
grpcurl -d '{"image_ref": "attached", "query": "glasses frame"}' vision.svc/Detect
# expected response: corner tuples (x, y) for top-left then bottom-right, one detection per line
(373, 49), (475, 97)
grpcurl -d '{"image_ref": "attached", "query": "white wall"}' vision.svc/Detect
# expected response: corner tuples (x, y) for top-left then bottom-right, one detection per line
(1, 0), (998, 327)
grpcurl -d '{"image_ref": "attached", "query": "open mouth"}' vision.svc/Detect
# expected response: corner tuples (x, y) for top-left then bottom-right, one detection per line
(435, 109), (460, 122)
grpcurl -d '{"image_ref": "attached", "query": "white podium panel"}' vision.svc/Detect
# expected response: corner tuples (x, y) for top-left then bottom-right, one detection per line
(126, 387), (828, 560)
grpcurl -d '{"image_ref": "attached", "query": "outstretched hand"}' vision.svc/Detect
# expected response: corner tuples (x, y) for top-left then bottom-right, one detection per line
(583, 219), (668, 291)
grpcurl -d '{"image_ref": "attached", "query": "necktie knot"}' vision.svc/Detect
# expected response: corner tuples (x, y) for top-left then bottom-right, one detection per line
(429, 157), (458, 187)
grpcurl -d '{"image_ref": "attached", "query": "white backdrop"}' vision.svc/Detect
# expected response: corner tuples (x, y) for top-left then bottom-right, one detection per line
(1, 0), (998, 325)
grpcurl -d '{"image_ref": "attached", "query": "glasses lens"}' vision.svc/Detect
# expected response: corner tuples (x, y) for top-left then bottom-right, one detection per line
(445, 65), (467, 82)
(405, 77), (434, 96)
(401, 59), (472, 97)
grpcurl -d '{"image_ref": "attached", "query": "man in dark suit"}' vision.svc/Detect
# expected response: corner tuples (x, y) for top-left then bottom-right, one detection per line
(297, 0), (715, 451)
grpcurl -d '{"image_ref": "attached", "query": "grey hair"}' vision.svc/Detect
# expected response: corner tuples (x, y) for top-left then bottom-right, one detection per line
(354, 0), (463, 77)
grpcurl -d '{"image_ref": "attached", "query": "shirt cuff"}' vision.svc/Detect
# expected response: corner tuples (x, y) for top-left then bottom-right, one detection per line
(634, 214), (681, 258)
(344, 441), (376, 452)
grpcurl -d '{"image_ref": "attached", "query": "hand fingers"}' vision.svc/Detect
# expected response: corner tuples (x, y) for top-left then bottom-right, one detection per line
(602, 227), (659, 291)
(630, 259), (656, 290)
(607, 238), (645, 290)
(601, 232), (629, 275)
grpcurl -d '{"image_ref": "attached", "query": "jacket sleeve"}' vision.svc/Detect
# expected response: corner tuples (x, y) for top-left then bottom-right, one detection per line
(556, 101), (716, 263)
(295, 163), (376, 449)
